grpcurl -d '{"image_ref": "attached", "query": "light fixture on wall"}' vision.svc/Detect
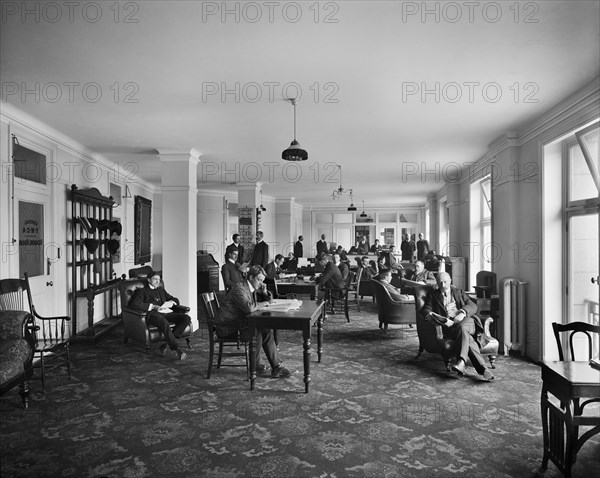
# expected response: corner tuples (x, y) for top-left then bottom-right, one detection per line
(360, 201), (368, 218)
(122, 185), (132, 199)
(259, 190), (267, 211)
(331, 164), (353, 199)
(347, 193), (357, 211)
(281, 98), (308, 161)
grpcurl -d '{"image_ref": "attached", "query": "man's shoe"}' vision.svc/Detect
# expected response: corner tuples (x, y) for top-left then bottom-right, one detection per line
(482, 369), (495, 381)
(177, 349), (187, 361)
(256, 364), (268, 373)
(452, 359), (466, 376)
(271, 365), (291, 378)
(159, 343), (169, 357)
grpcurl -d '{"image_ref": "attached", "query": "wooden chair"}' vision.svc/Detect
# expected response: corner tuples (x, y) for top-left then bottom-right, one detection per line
(118, 279), (192, 354)
(0, 274), (71, 394)
(200, 291), (249, 379)
(348, 267), (363, 311)
(128, 265), (154, 279)
(324, 271), (353, 322)
(552, 321), (600, 362)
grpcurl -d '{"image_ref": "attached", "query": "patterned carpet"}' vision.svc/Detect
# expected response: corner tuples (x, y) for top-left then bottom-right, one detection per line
(1, 301), (598, 478)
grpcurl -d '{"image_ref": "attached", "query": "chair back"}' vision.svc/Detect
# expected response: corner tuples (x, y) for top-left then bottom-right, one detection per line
(118, 279), (147, 309)
(475, 271), (497, 297)
(128, 265), (154, 279)
(352, 267), (363, 290)
(0, 278), (29, 311)
(552, 321), (600, 361)
(200, 292), (220, 322)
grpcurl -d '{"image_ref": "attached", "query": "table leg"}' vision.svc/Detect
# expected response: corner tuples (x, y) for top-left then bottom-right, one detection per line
(317, 305), (324, 363)
(540, 386), (550, 471)
(303, 325), (311, 393)
(248, 319), (257, 391)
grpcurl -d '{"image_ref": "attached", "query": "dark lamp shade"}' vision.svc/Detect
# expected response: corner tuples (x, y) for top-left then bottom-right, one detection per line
(360, 211), (368, 218)
(282, 140), (308, 161)
(347, 204), (357, 211)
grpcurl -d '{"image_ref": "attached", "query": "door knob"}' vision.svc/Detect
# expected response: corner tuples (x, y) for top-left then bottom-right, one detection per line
(46, 281), (53, 287)
(592, 276), (599, 284)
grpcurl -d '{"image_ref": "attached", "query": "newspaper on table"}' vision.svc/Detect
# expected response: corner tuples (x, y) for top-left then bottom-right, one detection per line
(262, 298), (303, 312)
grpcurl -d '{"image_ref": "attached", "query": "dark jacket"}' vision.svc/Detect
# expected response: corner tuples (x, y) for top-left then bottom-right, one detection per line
(294, 240), (303, 258)
(316, 240), (328, 257)
(225, 242), (244, 264)
(317, 261), (345, 290)
(214, 280), (255, 337)
(264, 261), (281, 280)
(130, 284), (179, 312)
(221, 260), (244, 291)
(421, 285), (481, 335)
(400, 240), (416, 261)
(251, 241), (269, 269)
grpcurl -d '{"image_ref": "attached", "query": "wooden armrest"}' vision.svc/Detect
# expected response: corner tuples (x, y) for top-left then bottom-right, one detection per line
(122, 307), (147, 318)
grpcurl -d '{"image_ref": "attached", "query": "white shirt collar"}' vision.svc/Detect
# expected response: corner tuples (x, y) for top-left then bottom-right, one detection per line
(247, 280), (256, 293)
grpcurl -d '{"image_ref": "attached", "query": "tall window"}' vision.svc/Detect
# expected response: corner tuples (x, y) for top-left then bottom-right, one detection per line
(564, 123), (599, 358)
(480, 177), (492, 272)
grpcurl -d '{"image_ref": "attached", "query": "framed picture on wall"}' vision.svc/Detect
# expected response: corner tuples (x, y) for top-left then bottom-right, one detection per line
(134, 195), (152, 265)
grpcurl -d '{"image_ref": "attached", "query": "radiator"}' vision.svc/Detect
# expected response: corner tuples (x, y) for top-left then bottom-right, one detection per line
(499, 278), (527, 355)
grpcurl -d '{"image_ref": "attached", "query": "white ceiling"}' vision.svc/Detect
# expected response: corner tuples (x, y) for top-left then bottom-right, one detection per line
(1, 1), (599, 207)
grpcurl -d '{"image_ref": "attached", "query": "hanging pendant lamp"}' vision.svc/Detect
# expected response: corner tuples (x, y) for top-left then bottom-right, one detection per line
(360, 201), (368, 218)
(282, 98), (308, 161)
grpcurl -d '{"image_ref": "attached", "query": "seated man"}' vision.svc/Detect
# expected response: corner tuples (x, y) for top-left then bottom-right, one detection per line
(376, 269), (413, 302)
(405, 260), (436, 286)
(265, 254), (285, 280)
(378, 245), (399, 271)
(370, 239), (382, 254)
(221, 249), (246, 291)
(130, 273), (191, 360)
(316, 252), (348, 300)
(359, 256), (378, 280)
(422, 272), (494, 381)
(214, 266), (291, 379)
(347, 241), (360, 255)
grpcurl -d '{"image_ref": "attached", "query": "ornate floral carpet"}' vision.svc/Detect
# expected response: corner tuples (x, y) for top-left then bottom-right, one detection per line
(1, 301), (598, 478)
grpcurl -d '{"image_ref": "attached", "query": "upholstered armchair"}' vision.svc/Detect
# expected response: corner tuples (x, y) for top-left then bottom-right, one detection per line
(371, 279), (416, 332)
(118, 279), (192, 354)
(412, 282), (498, 371)
(0, 310), (36, 408)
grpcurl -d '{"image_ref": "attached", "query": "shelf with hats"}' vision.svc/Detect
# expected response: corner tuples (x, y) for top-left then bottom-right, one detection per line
(69, 184), (123, 344)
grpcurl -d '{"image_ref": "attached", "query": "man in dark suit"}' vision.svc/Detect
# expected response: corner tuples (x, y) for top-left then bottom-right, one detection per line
(316, 234), (328, 257)
(405, 260), (436, 286)
(250, 231), (269, 269)
(130, 273), (191, 360)
(416, 233), (430, 261)
(377, 269), (412, 302)
(378, 245), (399, 271)
(370, 239), (382, 254)
(294, 235), (303, 258)
(316, 252), (347, 299)
(221, 249), (246, 291)
(359, 256), (378, 280)
(401, 234), (416, 262)
(213, 266), (291, 378)
(357, 236), (369, 254)
(422, 272), (494, 381)
(265, 254), (285, 280)
(225, 233), (244, 265)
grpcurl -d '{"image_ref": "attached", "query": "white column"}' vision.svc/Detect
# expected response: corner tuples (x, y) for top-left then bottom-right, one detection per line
(158, 148), (201, 329)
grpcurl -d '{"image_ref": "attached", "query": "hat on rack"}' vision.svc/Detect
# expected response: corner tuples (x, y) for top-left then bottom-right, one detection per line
(83, 238), (99, 255)
(97, 219), (111, 233)
(78, 217), (93, 235)
(93, 258), (102, 274)
(88, 218), (99, 233)
(107, 239), (120, 255)
(109, 220), (122, 236)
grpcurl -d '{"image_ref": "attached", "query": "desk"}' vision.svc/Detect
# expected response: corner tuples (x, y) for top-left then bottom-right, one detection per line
(247, 301), (325, 393)
(540, 361), (600, 477)
(277, 278), (317, 299)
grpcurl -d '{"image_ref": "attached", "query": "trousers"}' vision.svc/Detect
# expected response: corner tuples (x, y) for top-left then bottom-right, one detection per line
(448, 317), (487, 374)
(146, 311), (191, 350)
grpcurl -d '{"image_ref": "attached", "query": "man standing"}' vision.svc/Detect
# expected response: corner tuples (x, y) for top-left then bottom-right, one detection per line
(225, 233), (244, 265)
(401, 234), (416, 262)
(214, 266), (291, 378)
(316, 234), (328, 257)
(221, 249), (246, 291)
(294, 235), (304, 258)
(416, 233), (430, 261)
(130, 273), (191, 360)
(422, 272), (494, 381)
(357, 236), (369, 254)
(250, 231), (269, 269)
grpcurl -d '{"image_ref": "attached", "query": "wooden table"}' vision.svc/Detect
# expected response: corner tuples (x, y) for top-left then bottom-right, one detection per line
(246, 300), (325, 393)
(276, 278), (317, 299)
(540, 361), (600, 477)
